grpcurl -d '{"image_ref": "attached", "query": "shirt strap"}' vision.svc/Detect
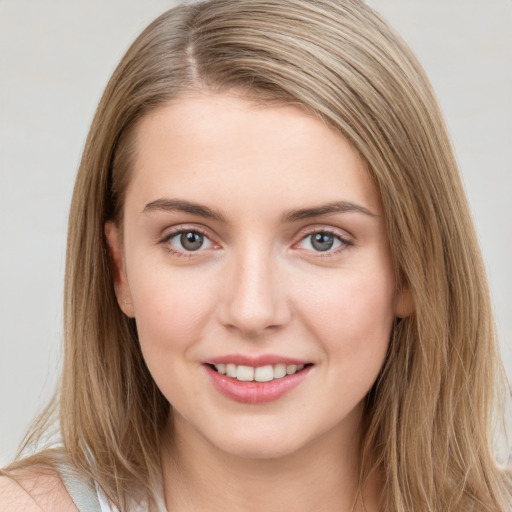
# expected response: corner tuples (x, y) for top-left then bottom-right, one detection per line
(58, 463), (103, 512)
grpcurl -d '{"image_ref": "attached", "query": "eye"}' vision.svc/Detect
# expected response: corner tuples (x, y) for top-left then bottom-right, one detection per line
(297, 231), (349, 253)
(167, 230), (213, 252)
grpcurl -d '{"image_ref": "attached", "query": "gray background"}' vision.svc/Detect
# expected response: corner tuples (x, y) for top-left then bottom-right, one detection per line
(1, 1), (511, 465)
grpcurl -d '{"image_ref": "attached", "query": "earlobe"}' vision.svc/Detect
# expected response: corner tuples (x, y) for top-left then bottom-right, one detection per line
(104, 222), (135, 318)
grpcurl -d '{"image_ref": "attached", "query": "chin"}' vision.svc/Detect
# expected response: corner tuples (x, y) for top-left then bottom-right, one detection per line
(214, 436), (304, 460)
(202, 418), (322, 461)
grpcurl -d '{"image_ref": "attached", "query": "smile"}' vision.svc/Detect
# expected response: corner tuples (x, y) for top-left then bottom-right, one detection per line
(211, 363), (306, 382)
(204, 359), (313, 404)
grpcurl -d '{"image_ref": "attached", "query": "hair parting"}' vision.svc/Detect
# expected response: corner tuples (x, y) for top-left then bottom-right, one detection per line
(3, 1), (510, 510)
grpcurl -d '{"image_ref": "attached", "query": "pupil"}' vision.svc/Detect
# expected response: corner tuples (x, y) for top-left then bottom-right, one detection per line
(181, 232), (203, 251)
(312, 233), (334, 251)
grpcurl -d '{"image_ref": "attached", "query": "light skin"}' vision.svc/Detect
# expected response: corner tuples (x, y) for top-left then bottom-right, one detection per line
(106, 91), (412, 511)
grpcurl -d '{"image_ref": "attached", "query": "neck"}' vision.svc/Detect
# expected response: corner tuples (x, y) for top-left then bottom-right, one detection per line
(160, 411), (382, 512)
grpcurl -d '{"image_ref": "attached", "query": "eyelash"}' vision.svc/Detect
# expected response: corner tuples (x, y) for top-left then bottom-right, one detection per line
(158, 227), (353, 257)
(159, 226), (215, 258)
(294, 229), (354, 257)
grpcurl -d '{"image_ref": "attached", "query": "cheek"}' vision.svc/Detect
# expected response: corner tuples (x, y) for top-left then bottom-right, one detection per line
(296, 265), (396, 366)
(128, 263), (216, 362)
(127, 265), (220, 408)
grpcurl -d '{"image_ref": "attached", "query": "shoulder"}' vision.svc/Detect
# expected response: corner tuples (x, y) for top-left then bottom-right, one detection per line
(0, 468), (78, 512)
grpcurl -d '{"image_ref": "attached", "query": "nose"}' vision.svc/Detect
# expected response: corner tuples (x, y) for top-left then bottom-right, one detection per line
(217, 246), (291, 338)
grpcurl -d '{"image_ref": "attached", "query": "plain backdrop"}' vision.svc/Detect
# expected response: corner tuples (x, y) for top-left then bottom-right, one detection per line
(1, 0), (511, 466)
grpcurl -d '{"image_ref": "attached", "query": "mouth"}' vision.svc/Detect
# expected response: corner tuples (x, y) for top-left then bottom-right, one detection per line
(207, 362), (312, 383)
(204, 359), (314, 404)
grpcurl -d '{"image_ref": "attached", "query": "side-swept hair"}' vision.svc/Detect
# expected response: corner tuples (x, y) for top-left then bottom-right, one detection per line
(6, 1), (511, 510)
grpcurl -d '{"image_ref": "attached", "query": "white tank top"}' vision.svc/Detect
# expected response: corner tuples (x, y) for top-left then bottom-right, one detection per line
(58, 463), (167, 512)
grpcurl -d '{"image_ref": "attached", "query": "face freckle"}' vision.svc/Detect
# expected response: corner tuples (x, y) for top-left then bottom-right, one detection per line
(105, 91), (409, 461)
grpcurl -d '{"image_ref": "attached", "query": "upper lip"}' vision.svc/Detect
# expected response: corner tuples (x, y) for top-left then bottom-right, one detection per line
(205, 354), (311, 367)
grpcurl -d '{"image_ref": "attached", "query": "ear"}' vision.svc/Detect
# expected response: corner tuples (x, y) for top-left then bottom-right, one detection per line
(105, 221), (135, 318)
(395, 285), (414, 319)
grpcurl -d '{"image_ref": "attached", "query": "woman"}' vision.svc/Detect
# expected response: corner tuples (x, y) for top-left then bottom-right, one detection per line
(1, 0), (510, 510)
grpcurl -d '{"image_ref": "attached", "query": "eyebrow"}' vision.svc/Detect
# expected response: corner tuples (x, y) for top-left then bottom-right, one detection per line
(281, 201), (376, 222)
(143, 198), (376, 223)
(143, 198), (227, 222)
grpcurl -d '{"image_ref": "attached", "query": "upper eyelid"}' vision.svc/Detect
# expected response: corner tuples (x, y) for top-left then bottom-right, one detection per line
(159, 227), (217, 256)
(159, 224), (215, 242)
(293, 226), (355, 255)
(157, 224), (354, 250)
(295, 224), (354, 241)
(298, 232), (352, 247)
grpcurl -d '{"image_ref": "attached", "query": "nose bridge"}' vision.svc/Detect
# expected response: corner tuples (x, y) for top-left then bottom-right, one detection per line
(219, 241), (288, 336)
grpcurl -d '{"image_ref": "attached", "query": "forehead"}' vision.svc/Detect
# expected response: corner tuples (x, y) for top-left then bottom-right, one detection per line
(126, 92), (381, 216)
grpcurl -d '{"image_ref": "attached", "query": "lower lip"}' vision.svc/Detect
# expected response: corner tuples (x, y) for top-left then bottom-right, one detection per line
(204, 365), (312, 404)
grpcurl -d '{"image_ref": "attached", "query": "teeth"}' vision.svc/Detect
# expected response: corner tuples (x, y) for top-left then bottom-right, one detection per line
(236, 365), (254, 382)
(254, 365), (273, 382)
(273, 363), (287, 379)
(213, 362), (307, 382)
(286, 364), (297, 375)
(226, 363), (237, 378)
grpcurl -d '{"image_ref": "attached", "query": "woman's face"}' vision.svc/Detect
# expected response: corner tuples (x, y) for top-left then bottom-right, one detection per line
(106, 92), (410, 460)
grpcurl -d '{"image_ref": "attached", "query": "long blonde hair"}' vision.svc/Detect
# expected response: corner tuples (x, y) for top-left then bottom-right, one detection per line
(6, 1), (511, 510)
